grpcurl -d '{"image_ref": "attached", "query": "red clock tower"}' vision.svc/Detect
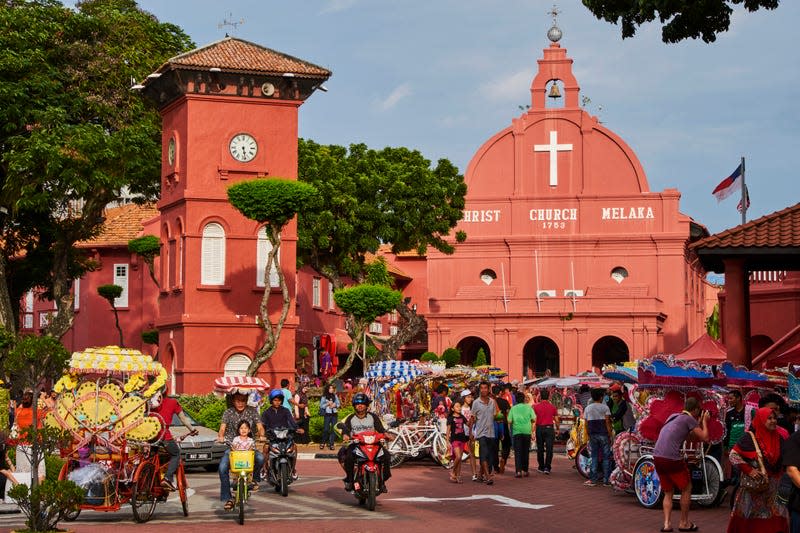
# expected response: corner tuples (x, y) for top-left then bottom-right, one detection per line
(141, 37), (330, 392)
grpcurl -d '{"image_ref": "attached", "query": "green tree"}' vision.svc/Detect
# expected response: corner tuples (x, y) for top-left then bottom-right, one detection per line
(473, 348), (487, 367)
(332, 284), (402, 378)
(297, 139), (467, 360)
(97, 284), (124, 346)
(0, 0), (192, 337)
(441, 347), (461, 368)
(706, 304), (721, 340)
(582, 0), (779, 43)
(227, 177), (319, 375)
(128, 235), (161, 289)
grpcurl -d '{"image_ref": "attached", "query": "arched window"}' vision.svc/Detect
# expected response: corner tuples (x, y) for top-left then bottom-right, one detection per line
(256, 227), (279, 287)
(224, 353), (251, 377)
(201, 222), (226, 285)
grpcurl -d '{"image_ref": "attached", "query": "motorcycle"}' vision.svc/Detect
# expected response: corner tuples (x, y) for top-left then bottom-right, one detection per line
(346, 430), (388, 511)
(264, 427), (296, 497)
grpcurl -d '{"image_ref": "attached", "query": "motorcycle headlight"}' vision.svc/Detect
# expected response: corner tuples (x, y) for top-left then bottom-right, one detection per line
(354, 447), (366, 458)
(271, 446), (281, 453)
(376, 449), (384, 458)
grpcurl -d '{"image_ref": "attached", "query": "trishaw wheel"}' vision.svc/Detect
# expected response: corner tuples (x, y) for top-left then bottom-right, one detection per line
(431, 434), (451, 469)
(177, 464), (189, 517)
(237, 477), (246, 525)
(633, 456), (663, 509)
(131, 461), (158, 523)
(575, 445), (591, 479)
(696, 457), (723, 508)
(62, 506), (81, 521)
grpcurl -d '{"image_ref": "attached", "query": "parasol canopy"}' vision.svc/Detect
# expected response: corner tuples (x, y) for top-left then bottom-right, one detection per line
(213, 376), (270, 395)
(674, 333), (727, 364)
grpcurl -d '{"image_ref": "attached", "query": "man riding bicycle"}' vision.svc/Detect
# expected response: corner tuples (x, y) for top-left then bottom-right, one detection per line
(217, 391), (266, 510)
(260, 389), (304, 479)
(338, 393), (391, 492)
(149, 389), (197, 491)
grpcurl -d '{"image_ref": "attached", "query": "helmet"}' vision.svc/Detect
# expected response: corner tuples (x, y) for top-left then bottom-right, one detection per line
(269, 389), (284, 402)
(352, 393), (370, 406)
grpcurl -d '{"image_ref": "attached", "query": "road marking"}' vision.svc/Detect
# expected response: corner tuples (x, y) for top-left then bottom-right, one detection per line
(388, 494), (551, 510)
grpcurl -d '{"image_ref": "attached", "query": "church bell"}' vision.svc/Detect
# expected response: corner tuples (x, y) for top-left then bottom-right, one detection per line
(548, 82), (561, 99)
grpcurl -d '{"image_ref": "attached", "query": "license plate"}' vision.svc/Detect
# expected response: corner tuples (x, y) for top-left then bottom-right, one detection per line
(187, 453), (211, 460)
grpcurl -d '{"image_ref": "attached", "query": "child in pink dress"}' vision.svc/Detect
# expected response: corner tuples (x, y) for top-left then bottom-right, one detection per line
(231, 420), (256, 451)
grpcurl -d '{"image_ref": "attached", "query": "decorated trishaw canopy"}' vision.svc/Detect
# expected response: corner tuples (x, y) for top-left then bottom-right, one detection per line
(213, 376), (270, 395)
(364, 360), (429, 380)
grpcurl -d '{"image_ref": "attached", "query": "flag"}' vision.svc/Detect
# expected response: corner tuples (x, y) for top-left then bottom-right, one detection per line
(712, 163), (743, 201)
(737, 185), (750, 214)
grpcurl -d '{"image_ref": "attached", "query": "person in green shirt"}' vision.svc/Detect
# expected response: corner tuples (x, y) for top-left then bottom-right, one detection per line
(507, 392), (536, 477)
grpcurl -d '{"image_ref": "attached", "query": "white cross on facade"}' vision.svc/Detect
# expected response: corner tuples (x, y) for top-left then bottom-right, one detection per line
(534, 130), (573, 186)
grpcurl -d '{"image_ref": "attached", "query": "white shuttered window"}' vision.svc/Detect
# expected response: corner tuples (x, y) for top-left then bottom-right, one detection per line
(201, 223), (226, 285)
(224, 354), (251, 377)
(256, 227), (279, 287)
(113, 264), (129, 307)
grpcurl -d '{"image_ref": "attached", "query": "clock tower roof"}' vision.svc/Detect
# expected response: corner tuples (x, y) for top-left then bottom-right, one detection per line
(158, 36), (331, 78)
(139, 37), (331, 108)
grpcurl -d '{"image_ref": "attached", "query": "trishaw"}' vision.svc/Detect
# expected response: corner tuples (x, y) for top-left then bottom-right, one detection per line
(212, 375), (270, 525)
(46, 347), (185, 523)
(622, 357), (726, 508)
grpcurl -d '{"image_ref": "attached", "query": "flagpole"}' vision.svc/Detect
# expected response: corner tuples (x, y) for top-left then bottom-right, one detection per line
(740, 155), (746, 225)
(534, 250), (541, 312)
(501, 263), (508, 313)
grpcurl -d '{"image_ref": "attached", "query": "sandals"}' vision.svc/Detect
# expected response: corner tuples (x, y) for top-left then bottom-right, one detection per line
(224, 499), (235, 511)
(659, 528), (673, 533)
(678, 524), (698, 532)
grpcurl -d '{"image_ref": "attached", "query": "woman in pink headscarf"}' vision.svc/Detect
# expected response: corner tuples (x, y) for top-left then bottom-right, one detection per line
(727, 407), (788, 533)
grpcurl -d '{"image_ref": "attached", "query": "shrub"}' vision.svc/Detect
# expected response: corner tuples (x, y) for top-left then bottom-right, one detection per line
(420, 351), (438, 362)
(45, 454), (64, 482)
(178, 393), (222, 419)
(9, 479), (83, 532)
(307, 399), (353, 443)
(141, 329), (159, 345)
(194, 399), (227, 431)
(441, 347), (461, 368)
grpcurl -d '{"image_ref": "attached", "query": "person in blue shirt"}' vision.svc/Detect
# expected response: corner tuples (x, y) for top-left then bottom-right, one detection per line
(280, 378), (295, 411)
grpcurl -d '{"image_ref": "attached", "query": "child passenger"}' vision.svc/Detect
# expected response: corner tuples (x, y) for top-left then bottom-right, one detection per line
(231, 420), (256, 451)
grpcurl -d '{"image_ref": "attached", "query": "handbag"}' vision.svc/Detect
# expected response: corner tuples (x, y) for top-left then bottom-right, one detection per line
(739, 431), (770, 493)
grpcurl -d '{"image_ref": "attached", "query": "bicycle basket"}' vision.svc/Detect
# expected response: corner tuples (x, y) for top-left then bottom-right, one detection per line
(230, 450), (255, 474)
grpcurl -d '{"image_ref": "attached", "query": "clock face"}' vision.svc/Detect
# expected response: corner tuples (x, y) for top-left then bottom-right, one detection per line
(167, 137), (176, 166)
(229, 133), (258, 163)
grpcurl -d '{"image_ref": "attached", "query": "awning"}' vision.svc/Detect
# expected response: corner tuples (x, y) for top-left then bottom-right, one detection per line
(334, 328), (352, 353)
(674, 333), (727, 364)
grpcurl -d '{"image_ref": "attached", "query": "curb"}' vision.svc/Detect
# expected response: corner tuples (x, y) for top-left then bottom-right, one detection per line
(298, 452), (338, 460)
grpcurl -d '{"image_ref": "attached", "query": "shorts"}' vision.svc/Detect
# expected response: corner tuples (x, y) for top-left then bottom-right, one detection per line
(654, 456), (690, 492)
(451, 440), (467, 457)
(477, 436), (496, 464)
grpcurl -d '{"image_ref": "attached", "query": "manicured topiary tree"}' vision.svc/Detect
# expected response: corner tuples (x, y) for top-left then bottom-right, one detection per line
(97, 284), (124, 346)
(228, 178), (319, 375)
(420, 351), (438, 362)
(128, 235), (161, 289)
(332, 284), (402, 378)
(473, 347), (488, 367)
(441, 347), (461, 368)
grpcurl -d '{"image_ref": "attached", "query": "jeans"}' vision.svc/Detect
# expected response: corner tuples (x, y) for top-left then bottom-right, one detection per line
(512, 434), (532, 473)
(218, 448), (265, 501)
(162, 439), (180, 482)
(491, 421), (511, 472)
(322, 413), (338, 447)
(535, 426), (554, 471)
(589, 433), (612, 483)
(791, 509), (800, 533)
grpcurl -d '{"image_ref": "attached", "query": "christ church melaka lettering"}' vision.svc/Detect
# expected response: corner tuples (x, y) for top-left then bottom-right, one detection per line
(461, 209), (501, 223)
(601, 206), (655, 220)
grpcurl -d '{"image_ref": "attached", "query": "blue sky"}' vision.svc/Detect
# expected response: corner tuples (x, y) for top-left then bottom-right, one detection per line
(131, 0), (798, 235)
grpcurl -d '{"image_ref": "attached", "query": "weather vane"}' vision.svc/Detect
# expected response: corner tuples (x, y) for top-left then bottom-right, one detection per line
(218, 12), (245, 35)
(548, 5), (560, 26)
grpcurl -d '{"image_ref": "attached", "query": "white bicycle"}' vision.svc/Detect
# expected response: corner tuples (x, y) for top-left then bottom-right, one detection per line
(385, 417), (451, 468)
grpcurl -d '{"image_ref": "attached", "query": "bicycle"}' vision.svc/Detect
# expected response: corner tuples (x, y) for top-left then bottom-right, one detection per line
(228, 448), (255, 525)
(385, 416), (450, 468)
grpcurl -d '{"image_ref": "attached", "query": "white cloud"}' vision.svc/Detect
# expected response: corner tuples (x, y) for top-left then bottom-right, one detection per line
(376, 83), (412, 111)
(478, 69), (532, 102)
(319, 0), (358, 14)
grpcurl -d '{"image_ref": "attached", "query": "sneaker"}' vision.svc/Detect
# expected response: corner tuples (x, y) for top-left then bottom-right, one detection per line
(543, 469), (551, 475)
(583, 480), (597, 487)
(485, 478), (494, 486)
(472, 474), (480, 482)
(343, 481), (353, 491)
(292, 471), (299, 480)
(379, 484), (388, 494)
(603, 481), (612, 487)
(161, 478), (177, 491)
(537, 468), (545, 474)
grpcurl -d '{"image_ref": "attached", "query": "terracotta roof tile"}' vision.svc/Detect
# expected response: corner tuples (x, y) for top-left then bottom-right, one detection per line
(690, 202), (800, 250)
(161, 37), (330, 79)
(78, 203), (159, 248)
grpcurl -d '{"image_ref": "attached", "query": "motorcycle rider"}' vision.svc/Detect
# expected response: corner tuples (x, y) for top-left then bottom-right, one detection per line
(338, 393), (391, 492)
(260, 389), (303, 480)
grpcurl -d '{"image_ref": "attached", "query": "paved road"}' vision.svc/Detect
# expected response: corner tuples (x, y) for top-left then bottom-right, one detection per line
(0, 455), (732, 533)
